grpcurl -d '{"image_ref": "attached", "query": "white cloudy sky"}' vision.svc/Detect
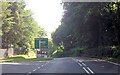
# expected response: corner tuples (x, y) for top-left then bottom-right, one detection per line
(25, 0), (63, 38)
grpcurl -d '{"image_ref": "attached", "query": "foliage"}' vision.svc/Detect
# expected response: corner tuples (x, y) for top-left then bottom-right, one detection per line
(2, 54), (53, 62)
(1, 1), (46, 55)
(47, 39), (63, 57)
(52, 2), (120, 58)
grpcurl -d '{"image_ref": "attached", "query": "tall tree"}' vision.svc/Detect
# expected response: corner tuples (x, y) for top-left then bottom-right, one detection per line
(1, 0), (46, 54)
(52, 2), (120, 57)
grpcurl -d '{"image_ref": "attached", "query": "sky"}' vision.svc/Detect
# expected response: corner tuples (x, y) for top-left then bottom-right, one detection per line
(25, 0), (63, 38)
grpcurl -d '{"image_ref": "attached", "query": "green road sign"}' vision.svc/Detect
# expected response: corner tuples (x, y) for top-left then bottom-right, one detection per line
(34, 38), (48, 49)
(35, 38), (40, 49)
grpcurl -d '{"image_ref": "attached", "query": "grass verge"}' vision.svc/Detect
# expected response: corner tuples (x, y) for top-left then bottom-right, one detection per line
(1, 55), (53, 62)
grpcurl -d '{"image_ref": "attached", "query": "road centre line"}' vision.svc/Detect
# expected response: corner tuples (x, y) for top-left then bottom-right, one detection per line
(83, 67), (90, 74)
(72, 58), (89, 74)
(72, 58), (81, 65)
(79, 61), (94, 74)
(78, 63), (83, 67)
(87, 67), (94, 74)
(73, 58), (95, 74)
(82, 63), (87, 66)
(80, 63), (94, 74)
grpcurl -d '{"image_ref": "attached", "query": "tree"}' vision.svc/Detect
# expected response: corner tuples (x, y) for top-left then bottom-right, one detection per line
(1, 0), (46, 55)
(52, 2), (120, 57)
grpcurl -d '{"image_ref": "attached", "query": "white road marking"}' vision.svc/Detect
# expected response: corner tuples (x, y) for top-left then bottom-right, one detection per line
(106, 61), (120, 66)
(0, 63), (21, 65)
(33, 69), (36, 72)
(26, 61), (51, 75)
(83, 67), (90, 74)
(82, 63), (87, 66)
(26, 72), (32, 75)
(87, 67), (94, 74)
(72, 58), (83, 67)
(72, 58), (95, 74)
(78, 63), (83, 67)
(97, 59), (120, 66)
(28, 72), (31, 74)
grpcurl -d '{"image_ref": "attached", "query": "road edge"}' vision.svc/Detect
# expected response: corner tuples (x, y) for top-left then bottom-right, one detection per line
(97, 59), (120, 66)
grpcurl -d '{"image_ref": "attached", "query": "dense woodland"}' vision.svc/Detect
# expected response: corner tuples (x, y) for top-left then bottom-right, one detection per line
(1, 1), (120, 60)
(52, 2), (120, 59)
(0, 1), (46, 54)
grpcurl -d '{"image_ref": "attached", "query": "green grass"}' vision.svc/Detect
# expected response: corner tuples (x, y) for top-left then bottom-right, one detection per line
(1, 50), (53, 62)
(2, 55), (53, 62)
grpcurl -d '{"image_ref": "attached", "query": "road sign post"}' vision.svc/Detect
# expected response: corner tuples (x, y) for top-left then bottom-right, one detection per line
(34, 38), (48, 49)
(34, 38), (48, 58)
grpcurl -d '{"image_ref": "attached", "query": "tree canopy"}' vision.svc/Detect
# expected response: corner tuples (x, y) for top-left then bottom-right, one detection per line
(52, 2), (120, 58)
(1, 0), (46, 54)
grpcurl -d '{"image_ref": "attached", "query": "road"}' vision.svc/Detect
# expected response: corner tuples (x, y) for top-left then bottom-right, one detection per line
(1, 57), (120, 75)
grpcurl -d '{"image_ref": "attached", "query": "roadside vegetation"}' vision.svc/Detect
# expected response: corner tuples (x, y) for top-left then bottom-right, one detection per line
(47, 39), (64, 58)
(2, 55), (53, 62)
(2, 50), (53, 62)
(0, 0), (46, 57)
(0, 1), (120, 64)
(52, 2), (120, 64)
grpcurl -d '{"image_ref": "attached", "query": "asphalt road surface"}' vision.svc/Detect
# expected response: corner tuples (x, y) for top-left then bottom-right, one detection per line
(1, 57), (120, 75)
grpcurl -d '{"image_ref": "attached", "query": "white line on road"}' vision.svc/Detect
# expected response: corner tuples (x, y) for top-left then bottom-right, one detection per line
(78, 63), (83, 67)
(28, 72), (31, 73)
(87, 67), (94, 74)
(72, 58), (80, 63)
(73, 58), (95, 74)
(82, 63), (87, 66)
(0, 63), (21, 65)
(83, 67), (90, 74)
(26, 61), (51, 75)
(98, 59), (120, 66)
(33, 69), (36, 72)
(26, 72), (32, 75)
(72, 58), (94, 74)
(72, 58), (81, 65)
